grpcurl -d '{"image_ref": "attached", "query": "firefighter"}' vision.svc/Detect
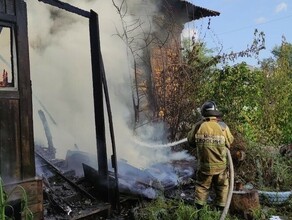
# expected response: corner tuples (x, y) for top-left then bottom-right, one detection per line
(187, 101), (234, 211)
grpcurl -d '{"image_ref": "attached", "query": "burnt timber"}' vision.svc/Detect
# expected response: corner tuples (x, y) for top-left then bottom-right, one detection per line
(35, 152), (111, 219)
(1, 0), (220, 219)
(0, 0), (42, 218)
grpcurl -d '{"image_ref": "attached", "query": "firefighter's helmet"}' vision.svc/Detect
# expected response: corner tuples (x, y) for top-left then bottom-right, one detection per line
(201, 101), (223, 117)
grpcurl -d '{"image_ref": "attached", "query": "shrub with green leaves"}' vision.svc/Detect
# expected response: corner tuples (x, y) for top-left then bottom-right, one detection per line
(235, 143), (292, 191)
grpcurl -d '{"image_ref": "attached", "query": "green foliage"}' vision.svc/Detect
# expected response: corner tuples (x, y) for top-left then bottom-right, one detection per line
(151, 41), (217, 140)
(133, 197), (172, 220)
(0, 177), (33, 220)
(219, 29), (265, 65)
(133, 195), (292, 220)
(236, 143), (292, 191)
(195, 205), (222, 220)
(174, 201), (198, 220)
(185, 38), (292, 146)
(260, 39), (292, 144)
(131, 23), (292, 217)
(17, 186), (34, 220)
(0, 178), (6, 219)
(251, 206), (277, 220)
(192, 62), (266, 142)
(271, 38), (292, 72)
(133, 198), (239, 220)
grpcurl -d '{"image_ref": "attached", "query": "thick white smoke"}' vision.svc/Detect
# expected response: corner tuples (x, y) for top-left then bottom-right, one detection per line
(26, 0), (193, 169)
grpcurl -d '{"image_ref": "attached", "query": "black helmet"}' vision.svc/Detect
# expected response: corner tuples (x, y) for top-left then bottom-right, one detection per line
(201, 101), (223, 117)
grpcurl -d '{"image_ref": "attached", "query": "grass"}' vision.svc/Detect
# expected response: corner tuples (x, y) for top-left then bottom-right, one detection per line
(132, 196), (292, 220)
(131, 141), (292, 220)
(0, 177), (6, 219)
(132, 197), (237, 220)
(0, 177), (33, 220)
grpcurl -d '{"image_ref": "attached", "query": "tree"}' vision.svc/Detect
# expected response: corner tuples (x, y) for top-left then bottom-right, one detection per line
(113, 0), (267, 143)
(260, 38), (292, 144)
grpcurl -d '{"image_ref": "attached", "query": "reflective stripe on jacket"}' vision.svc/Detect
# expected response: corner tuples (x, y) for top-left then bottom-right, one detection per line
(187, 117), (234, 175)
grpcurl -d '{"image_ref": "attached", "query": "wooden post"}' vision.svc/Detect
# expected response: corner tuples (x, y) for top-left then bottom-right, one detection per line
(230, 190), (261, 219)
(89, 10), (109, 192)
(15, 0), (36, 179)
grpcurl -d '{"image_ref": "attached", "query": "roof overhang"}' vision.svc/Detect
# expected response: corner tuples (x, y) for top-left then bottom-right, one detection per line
(180, 0), (220, 21)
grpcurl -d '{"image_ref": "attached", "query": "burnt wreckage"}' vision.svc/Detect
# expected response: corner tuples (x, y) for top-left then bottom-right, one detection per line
(0, 0), (219, 219)
(36, 109), (196, 218)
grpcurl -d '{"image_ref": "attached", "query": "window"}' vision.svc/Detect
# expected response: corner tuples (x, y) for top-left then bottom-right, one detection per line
(0, 23), (17, 90)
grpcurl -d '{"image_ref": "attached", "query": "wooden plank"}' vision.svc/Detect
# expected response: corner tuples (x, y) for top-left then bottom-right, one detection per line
(0, 99), (21, 182)
(4, 178), (43, 219)
(15, 0), (36, 179)
(89, 10), (108, 179)
(27, 203), (43, 214)
(0, 12), (17, 22)
(0, 0), (5, 13)
(0, 91), (19, 99)
(6, 0), (15, 15)
(30, 212), (43, 220)
(71, 204), (111, 220)
(39, 0), (90, 18)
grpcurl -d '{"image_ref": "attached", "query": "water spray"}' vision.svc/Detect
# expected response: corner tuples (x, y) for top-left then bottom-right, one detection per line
(134, 135), (234, 220)
(134, 137), (188, 148)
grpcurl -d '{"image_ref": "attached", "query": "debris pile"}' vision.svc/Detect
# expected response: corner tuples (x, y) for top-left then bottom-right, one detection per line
(35, 144), (196, 219)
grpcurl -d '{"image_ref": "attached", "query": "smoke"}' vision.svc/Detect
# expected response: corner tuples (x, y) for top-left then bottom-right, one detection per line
(26, 0), (192, 170)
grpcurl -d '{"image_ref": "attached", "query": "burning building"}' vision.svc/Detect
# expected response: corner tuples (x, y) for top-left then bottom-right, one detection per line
(122, 0), (220, 131)
(0, 0), (219, 219)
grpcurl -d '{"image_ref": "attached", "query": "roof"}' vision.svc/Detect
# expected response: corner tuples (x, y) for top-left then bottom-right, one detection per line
(181, 0), (220, 21)
(158, 1), (220, 24)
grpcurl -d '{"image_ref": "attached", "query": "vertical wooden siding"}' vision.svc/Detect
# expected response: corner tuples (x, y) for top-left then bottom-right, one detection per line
(0, 0), (16, 15)
(0, 99), (21, 182)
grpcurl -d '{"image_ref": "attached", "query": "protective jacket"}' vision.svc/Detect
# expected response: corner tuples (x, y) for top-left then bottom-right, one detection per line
(187, 117), (234, 175)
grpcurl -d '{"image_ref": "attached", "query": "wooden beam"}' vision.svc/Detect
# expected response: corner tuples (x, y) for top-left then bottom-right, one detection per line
(16, 0), (36, 179)
(89, 10), (108, 178)
(38, 0), (90, 18)
(0, 12), (17, 23)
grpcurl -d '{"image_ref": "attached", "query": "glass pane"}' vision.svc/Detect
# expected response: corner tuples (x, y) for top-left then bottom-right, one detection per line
(0, 26), (16, 88)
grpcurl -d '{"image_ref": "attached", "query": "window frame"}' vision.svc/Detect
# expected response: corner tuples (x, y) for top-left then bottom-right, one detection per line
(0, 21), (18, 91)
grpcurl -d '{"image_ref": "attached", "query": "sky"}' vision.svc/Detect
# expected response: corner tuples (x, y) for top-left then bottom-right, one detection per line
(185, 0), (292, 65)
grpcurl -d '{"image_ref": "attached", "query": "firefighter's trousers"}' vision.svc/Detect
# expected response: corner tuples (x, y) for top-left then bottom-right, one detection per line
(195, 169), (229, 207)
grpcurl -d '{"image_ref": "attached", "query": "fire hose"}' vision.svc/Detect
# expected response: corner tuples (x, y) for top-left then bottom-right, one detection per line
(136, 138), (234, 219)
(181, 141), (234, 220)
(220, 148), (234, 220)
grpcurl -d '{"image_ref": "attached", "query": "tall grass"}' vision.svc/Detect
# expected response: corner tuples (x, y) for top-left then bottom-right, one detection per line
(133, 197), (236, 220)
(0, 177), (33, 220)
(0, 177), (6, 219)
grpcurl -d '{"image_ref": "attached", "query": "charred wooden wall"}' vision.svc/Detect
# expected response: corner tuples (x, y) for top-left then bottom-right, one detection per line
(0, 0), (42, 218)
(0, 0), (35, 184)
(4, 178), (43, 219)
(0, 0), (16, 15)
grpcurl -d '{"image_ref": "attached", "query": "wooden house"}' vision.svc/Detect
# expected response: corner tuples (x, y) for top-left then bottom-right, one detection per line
(0, 0), (220, 218)
(0, 0), (43, 218)
(133, 0), (220, 124)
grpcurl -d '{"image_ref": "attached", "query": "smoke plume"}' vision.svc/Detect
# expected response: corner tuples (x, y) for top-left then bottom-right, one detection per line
(26, 0), (193, 169)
